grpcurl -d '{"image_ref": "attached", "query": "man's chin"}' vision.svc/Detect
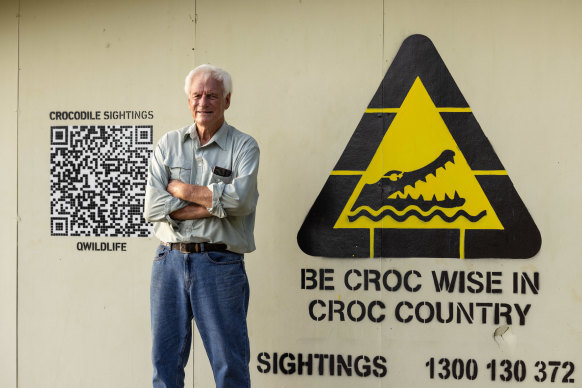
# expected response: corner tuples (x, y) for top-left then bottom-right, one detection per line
(196, 117), (213, 125)
(197, 112), (215, 118)
(195, 117), (224, 131)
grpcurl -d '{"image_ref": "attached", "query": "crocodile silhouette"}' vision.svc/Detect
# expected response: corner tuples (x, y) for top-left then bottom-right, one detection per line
(351, 149), (456, 211)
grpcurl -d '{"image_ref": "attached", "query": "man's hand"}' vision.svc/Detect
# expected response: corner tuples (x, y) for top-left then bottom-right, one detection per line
(167, 180), (189, 200)
(166, 180), (213, 208)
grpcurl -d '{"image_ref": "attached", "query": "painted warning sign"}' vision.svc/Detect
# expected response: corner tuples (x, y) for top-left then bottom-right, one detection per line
(297, 34), (541, 259)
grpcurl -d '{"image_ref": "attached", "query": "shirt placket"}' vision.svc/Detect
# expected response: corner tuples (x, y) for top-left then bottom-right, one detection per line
(195, 152), (204, 186)
(185, 136), (203, 235)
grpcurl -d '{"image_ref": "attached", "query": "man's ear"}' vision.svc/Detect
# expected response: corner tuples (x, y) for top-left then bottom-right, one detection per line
(225, 93), (231, 110)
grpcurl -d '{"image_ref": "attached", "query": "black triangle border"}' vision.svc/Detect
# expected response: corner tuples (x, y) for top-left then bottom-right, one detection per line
(297, 34), (541, 259)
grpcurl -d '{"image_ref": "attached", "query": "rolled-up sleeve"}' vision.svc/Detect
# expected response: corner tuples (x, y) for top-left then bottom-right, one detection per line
(143, 140), (189, 225)
(207, 141), (260, 218)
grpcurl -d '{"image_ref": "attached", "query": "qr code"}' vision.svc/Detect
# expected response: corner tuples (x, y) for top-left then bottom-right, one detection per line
(50, 125), (153, 237)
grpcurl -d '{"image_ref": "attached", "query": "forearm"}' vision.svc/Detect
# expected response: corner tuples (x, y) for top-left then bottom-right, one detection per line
(167, 180), (213, 208)
(144, 143), (191, 223)
(169, 204), (212, 220)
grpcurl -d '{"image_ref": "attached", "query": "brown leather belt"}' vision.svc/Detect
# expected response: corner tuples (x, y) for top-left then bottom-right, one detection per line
(161, 241), (228, 254)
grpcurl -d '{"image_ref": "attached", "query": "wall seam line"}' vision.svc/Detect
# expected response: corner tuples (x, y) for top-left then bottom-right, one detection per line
(15, 0), (20, 386)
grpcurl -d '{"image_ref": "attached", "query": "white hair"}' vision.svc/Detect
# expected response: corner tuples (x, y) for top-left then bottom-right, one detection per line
(184, 64), (232, 97)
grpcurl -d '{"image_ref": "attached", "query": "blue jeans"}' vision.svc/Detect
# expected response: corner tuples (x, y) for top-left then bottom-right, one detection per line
(150, 245), (250, 388)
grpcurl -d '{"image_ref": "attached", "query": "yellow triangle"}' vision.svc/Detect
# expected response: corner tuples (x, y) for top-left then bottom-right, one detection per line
(334, 77), (504, 231)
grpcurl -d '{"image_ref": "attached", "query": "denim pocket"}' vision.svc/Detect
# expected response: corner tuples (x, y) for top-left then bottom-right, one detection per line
(204, 251), (243, 265)
(153, 245), (169, 262)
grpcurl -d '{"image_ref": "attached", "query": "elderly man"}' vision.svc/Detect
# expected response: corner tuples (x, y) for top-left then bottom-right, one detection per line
(144, 64), (259, 388)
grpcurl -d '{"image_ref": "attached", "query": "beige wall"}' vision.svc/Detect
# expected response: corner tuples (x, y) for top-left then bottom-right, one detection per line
(6, 0), (582, 387)
(0, 1), (19, 387)
(198, 1), (582, 387)
(16, 0), (196, 387)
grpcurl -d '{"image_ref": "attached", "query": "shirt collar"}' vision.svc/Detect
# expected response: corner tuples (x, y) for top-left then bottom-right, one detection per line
(184, 121), (229, 150)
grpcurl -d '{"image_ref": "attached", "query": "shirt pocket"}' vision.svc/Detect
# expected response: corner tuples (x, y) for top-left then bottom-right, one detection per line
(210, 172), (233, 185)
(165, 160), (192, 182)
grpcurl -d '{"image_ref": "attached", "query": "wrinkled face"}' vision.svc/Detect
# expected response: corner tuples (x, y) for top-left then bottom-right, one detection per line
(187, 73), (231, 132)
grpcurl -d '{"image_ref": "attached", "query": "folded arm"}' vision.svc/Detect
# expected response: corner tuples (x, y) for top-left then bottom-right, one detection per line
(206, 142), (260, 218)
(144, 136), (260, 223)
(143, 142), (210, 224)
(169, 203), (211, 220)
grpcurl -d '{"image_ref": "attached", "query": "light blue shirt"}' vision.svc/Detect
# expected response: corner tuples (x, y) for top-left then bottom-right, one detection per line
(144, 122), (259, 253)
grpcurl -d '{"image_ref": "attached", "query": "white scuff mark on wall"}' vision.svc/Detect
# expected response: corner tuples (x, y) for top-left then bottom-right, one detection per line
(494, 325), (517, 356)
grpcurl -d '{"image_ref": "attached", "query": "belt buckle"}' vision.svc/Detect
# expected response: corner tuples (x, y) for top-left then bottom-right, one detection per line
(172, 242), (206, 253)
(178, 243), (189, 254)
